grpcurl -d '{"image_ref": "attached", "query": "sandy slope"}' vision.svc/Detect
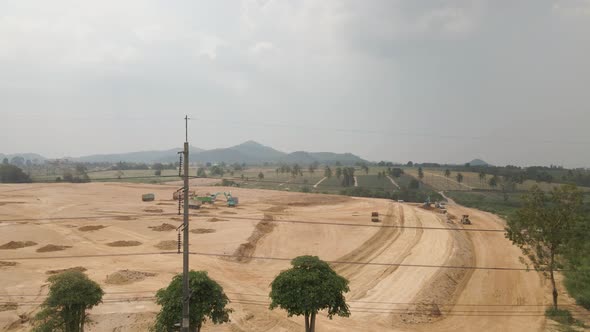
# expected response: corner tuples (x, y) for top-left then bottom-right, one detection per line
(0, 183), (552, 331)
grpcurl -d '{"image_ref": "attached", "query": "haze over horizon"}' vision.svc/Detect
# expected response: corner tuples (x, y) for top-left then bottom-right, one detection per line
(1, 1), (589, 168)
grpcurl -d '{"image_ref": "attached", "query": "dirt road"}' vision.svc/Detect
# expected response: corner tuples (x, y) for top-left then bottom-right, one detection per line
(0, 183), (553, 331)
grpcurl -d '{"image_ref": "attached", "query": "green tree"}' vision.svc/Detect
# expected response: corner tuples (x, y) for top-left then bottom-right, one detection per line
(488, 175), (498, 188)
(418, 167), (424, 187)
(506, 185), (583, 310)
(0, 164), (32, 183)
(153, 271), (231, 332)
(335, 167), (342, 179)
(2, 158), (8, 164)
(269, 256), (350, 332)
(154, 170), (162, 176)
(361, 164), (369, 175)
(444, 169), (451, 187)
(456, 172), (464, 184)
(258, 172), (264, 180)
(196, 168), (207, 178)
(479, 171), (486, 186)
(324, 166), (332, 178)
(308, 164), (316, 177)
(32, 271), (103, 332)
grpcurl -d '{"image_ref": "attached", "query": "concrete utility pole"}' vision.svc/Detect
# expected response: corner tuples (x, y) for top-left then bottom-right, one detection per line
(182, 115), (190, 332)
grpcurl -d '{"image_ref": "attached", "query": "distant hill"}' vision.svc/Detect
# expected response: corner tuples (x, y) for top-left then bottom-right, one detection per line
(76, 146), (204, 163)
(186, 141), (286, 164)
(4, 141), (367, 165)
(467, 159), (490, 166)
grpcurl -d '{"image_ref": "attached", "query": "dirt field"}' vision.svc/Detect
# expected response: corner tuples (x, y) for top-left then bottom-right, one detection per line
(0, 182), (571, 331)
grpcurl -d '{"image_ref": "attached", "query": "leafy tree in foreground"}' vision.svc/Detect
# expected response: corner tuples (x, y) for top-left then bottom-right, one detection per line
(153, 271), (231, 332)
(270, 256), (350, 332)
(506, 184), (583, 310)
(32, 271), (103, 332)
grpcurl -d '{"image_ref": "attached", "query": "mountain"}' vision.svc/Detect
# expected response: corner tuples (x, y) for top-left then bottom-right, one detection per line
(280, 151), (317, 164)
(467, 159), (490, 166)
(77, 146), (204, 163)
(189, 141), (286, 164)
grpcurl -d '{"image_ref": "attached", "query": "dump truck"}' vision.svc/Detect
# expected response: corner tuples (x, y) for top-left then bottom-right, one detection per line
(461, 215), (471, 225)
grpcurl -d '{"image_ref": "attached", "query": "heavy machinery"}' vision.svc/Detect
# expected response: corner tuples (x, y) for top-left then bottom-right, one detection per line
(371, 212), (379, 223)
(142, 193), (155, 202)
(461, 215), (471, 225)
(223, 192), (238, 207)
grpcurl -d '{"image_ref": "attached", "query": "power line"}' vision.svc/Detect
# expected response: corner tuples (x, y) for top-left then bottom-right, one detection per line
(0, 250), (579, 272)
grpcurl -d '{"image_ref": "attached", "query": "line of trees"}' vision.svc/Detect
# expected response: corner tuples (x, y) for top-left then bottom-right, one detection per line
(31, 256), (350, 332)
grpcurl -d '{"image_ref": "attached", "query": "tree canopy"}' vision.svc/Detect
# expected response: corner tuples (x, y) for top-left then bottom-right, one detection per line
(32, 271), (103, 332)
(506, 184), (583, 309)
(269, 255), (350, 332)
(153, 271), (231, 332)
(0, 164), (31, 183)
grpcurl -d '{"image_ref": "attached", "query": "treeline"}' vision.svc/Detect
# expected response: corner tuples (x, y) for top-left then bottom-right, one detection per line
(0, 163), (32, 183)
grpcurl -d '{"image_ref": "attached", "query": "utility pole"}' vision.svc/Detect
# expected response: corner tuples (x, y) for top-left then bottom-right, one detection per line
(181, 115), (190, 332)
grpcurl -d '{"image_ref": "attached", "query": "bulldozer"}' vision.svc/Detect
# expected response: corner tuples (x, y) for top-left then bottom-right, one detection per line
(461, 215), (471, 225)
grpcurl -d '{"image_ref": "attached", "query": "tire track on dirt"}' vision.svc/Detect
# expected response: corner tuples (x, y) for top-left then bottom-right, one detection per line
(333, 203), (400, 280)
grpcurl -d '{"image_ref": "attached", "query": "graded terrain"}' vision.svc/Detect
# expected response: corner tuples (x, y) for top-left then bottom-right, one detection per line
(0, 183), (554, 331)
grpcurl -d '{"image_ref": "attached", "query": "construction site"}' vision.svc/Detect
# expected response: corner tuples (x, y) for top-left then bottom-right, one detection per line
(0, 181), (575, 331)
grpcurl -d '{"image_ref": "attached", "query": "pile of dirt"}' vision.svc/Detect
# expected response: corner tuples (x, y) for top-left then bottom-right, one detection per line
(265, 205), (287, 213)
(107, 241), (142, 247)
(46, 266), (87, 275)
(157, 202), (175, 206)
(115, 216), (136, 221)
(144, 208), (164, 213)
(79, 225), (106, 232)
(148, 223), (176, 231)
(0, 201), (25, 206)
(36, 244), (72, 253)
(0, 303), (17, 312)
(232, 216), (276, 263)
(105, 270), (157, 285)
(198, 210), (210, 214)
(400, 302), (442, 324)
(0, 241), (37, 250)
(207, 217), (227, 222)
(170, 217), (183, 221)
(191, 228), (216, 234)
(0, 261), (18, 268)
(220, 211), (237, 215)
(155, 240), (178, 250)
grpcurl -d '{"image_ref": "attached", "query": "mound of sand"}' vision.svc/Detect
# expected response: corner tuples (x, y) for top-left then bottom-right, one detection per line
(144, 208), (164, 213)
(170, 217), (183, 221)
(105, 270), (157, 285)
(107, 241), (142, 247)
(149, 223), (176, 231)
(232, 216), (276, 263)
(220, 211), (237, 215)
(46, 266), (87, 275)
(79, 225), (106, 232)
(0, 241), (37, 250)
(157, 203), (175, 206)
(207, 217), (227, 222)
(36, 245), (72, 253)
(0, 303), (17, 312)
(0, 261), (18, 268)
(115, 216), (136, 221)
(190, 228), (216, 234)
(155, 240), (178, 250)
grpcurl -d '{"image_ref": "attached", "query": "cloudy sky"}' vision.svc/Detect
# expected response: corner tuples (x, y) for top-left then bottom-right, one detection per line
(1, 0), (589, 167)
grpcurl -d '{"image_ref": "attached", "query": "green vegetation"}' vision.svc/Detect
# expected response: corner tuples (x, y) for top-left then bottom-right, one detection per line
(269, 256), (350, 332)
(0, 164), (31, 183)
(445, 191), (522, 217)
(506, 185), (584, 310)
(153, 271), (231, 332)
(32, 271), (104, 332)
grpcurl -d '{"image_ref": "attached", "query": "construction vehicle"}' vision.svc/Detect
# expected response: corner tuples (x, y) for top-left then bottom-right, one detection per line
(224, 192), (238, 207)
(371, 212), (379, 223)
(187, 198), (202, 210)
(461, 215), (471, 225)
(142, 193), (155, 202)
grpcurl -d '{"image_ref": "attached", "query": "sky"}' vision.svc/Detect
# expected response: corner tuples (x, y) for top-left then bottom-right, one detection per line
(1, 0), (589, 167)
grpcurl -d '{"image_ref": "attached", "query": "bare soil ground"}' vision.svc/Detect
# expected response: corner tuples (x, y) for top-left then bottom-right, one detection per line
(0, 182), (581, 331)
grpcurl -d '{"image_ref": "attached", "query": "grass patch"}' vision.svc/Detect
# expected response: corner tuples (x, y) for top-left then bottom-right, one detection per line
(445, 190), (522, 218)
(545, 308), (585, 329)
